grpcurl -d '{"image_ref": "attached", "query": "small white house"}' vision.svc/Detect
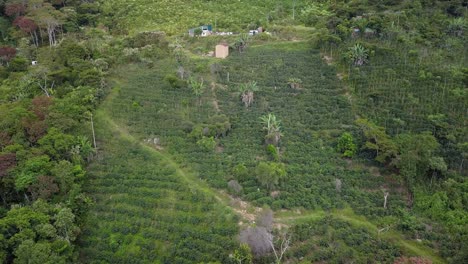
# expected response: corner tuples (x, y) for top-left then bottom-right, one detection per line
(31, 61), (38, 66)
(249, 30), (259, 36)
(188, 25), (212, 37)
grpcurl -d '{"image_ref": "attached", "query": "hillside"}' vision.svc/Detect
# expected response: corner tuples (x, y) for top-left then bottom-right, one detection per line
(0, 0), (466, 263)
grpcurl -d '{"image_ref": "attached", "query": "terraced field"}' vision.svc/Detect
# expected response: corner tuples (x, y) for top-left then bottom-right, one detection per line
(78, 112), (238, 263)
(104, 42), (404, 216)
(79, 42), (444, 263)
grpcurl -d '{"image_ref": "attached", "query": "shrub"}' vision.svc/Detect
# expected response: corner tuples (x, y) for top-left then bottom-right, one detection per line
(8, 56), (28, 72)
(164, 74), (185, 88)
(255, 162), (286, 190)
(233, 163), (249, 181)
(336, 132), (357, 158)
(266, 144), (279, 161)
(196, 136), (216, 151)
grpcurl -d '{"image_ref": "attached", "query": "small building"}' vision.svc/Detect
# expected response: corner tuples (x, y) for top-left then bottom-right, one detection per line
(31, 61), (38, 66)
(189, 25), (212, 37)
(248, 27), (263, 36)
(215, 43), (229, 59)
(249, 30), (259, 36)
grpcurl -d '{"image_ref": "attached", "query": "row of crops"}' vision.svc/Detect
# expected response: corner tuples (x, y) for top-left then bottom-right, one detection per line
(78, 126), (238, 263)
(346, 40), (467, 169)
(79, 41), (450, 262)
(288, 216), (402, 263)
(105, 42), (407, 221)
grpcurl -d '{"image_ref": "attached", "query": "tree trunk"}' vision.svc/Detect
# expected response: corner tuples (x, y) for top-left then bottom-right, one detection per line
(90, 113), (97, 150)
(383, 192), (389, 209)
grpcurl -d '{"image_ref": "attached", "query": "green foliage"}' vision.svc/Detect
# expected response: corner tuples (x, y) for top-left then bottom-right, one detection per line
(238, 81), (258, 107)
(193, 28), (202, 36)
(0, 3), (110, 261)
(89, 30), (465, 262)
(8, 57), (28, 72)
(336, 132), (357, 158)
(266, 144), (279, 161)
(260, 113), (282, 146)
(57, 39), (89, 64)
(38, 128), (75, 160)
(232, 163), (248, 181)
(100, 0), (311, 34)
(189, 115), (231, 140)
(447, 18), (466, 37)
(290, 216), (401, 263)
(125, 31), (168, 49)
(255, 161), (286, 190)
(356, 118), (397, 164)
(197, 136), (217, 151)
(188, 76), (205, 98)
(79, 131), (238, 263)
(348, 43), (369, 66)
(231, 243), (253, 264)
(164, 74), (185, 88)
(0, 201), (79, 263)
(287, 77), (302, 89)
(14, 240), (66, 264)
(299, 3), (332, 26)
(105, 44), (378, 216)
(15, 155), (52, 190)
(394, 133), (446, 187)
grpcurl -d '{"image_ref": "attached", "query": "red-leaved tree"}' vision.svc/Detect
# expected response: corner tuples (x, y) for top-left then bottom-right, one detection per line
(4, 3), (26, 18)
(22, 117), (48, 144)
(28, 175), (59, 200)
(31, 96), (53, 120)
(0, 153), (17, 177)
(0, 46), (16, 66)
(13, 16), (39, 46)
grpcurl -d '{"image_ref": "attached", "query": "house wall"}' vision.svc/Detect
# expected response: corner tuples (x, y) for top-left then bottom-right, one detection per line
(215, 45), (229, 58)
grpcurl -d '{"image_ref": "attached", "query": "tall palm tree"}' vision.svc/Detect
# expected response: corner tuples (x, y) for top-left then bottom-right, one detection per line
(234, 33), (249, 53)
(238, 81), (258, 107)
(189, 77), (205, 105)
(260, 113), (282, 146)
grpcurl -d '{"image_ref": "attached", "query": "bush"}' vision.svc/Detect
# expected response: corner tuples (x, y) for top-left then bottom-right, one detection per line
(255, 162), (286, 190)
(266, 144), (279, 161)
(197, 136), (217, 151)
(164, 74), (185, 89)
(337, 132), (357, 158)
(8, 57), (28, 72)
(232, 163), (248, 181)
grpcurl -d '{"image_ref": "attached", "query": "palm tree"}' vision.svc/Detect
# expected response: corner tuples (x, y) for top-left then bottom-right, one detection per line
(234, 33), (249, 53)
(348, 43), (369, 66)
(287, 78), (302, 89)
(75, 135), (95, 161)
(189, 76), (205, 105)
(238, 81), (258, 107)
(260, 113), (282, 146)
